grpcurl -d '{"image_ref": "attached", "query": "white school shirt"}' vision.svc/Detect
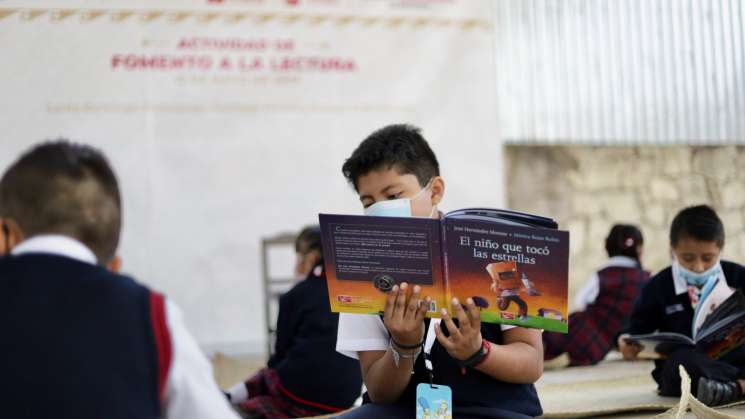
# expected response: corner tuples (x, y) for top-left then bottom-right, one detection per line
(573, 255), (639, 311)
(336, 314), (516, 359)
(11, 235), (240, 419)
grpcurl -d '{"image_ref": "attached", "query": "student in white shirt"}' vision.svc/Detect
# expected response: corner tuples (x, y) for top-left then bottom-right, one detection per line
(0, 140), (239, 419)
(335, 125), (543, 419)
(543, 224), (649, 366)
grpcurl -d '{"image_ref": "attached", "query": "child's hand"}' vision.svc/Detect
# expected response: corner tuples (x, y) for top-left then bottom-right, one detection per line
(383, 282), (429, 347)
(434, 297), (483, 361)
(617, 334), (643, 360)
(490, 282), (497, 293)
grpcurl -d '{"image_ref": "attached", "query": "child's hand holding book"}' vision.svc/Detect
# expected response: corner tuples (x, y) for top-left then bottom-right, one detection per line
(383, 282), (430, 348)
(618, 334), (644, 360)
(434, 298), (484, 362)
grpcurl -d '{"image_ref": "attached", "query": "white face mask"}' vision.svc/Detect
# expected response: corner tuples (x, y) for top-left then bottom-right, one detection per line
(364, 180), (436, 218)
(672, 257), (722, 288)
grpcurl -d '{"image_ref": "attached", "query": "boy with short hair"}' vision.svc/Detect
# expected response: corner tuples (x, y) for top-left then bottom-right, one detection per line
(0, 140), (239, 419)
(335, 124), (543, 418)
(619, 205), (745, 406)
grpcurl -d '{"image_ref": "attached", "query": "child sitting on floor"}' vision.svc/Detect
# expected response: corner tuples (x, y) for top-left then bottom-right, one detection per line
(618, 205), (745, 406)
(335, 124), (543, 419)
(225, 226), (362, 418)
(543, 224), (650, 366)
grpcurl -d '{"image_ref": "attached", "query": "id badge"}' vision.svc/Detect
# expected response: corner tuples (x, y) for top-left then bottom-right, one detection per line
(416, 383), (452, 419)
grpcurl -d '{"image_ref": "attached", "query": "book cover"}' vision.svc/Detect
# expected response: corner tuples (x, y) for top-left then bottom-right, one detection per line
(319, 209), (570, 333)
(319, 214), (448, 316)
(442, 218), (569, 333)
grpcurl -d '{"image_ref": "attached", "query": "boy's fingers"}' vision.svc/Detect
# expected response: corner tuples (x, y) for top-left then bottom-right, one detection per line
(383, 285), (398, 321)
(394, 282), (408, 321)
(433, 323), (454, 350)
(465, 298), (481, 326)
(440, 308), (462, 340)
(452, 298), (471, 332)
(406, 285), (422, 319)
(414, 296), (430, 323)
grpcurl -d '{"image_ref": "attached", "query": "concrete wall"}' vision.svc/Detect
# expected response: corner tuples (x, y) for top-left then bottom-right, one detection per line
(505, 145), (745, 308)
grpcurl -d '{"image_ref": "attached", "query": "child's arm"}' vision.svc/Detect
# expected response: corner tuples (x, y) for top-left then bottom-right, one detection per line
(435, 298), (543, 384)
(618, 278), (662, 360)
(359, 283), (430, 403)
(477, 327), (543, 383)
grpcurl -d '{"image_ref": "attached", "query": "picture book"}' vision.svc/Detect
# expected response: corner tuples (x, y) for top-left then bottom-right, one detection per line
(625, 286), (745, 359)
(318, 208), (570, 333)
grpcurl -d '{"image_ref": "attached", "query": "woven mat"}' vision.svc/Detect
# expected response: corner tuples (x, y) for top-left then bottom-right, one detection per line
(537, 354), (745, 418)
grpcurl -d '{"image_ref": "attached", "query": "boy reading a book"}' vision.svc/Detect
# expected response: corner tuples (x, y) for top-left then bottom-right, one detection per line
(618, 205), (745, 406)
(335, 124), (543, 419)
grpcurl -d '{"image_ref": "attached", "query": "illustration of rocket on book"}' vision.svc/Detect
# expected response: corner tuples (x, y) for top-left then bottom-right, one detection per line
(485, 261), (542, 321)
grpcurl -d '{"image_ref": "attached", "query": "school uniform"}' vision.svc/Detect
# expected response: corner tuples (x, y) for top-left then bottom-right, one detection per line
(337, 315), (542, 418)
(237, 266), (362, 417)
(626, 260), (745, 396)
(0, 235), (239, 419)
(543, 256), (650, 365)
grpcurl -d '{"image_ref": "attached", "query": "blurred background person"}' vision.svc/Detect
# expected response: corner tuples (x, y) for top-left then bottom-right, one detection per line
(543, 224), (649, 366)
(225, 226), (362, 418)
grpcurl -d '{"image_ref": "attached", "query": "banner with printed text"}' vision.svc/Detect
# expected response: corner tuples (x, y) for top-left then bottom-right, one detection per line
(0, 0), (501, 353)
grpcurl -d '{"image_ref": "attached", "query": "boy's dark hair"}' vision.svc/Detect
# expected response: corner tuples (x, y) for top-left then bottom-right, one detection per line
(605, 224), (644, 261)
(295, 225), (322, 255)
(0, 140), (122, 263)
(342, 124), (439, 191)
(669, 205), (725, 248)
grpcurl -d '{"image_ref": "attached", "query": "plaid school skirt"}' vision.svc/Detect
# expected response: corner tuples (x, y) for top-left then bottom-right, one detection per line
(237, 368), (342, 419)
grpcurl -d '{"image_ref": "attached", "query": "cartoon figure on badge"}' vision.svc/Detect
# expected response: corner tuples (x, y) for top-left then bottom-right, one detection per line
(434, 400), (451, 419)
(486, 261), (541, 321)
(417, 384), (452, 419)
(417, 396), (431, 419)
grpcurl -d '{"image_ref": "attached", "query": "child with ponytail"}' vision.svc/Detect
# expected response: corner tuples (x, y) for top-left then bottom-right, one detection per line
(543, 224), (650, 366)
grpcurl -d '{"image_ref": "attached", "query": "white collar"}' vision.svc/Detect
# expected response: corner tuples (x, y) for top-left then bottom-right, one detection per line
(672, 265), (688, 295)
(11, 235), (98, 265)
(671, 260), (725, 296)
(601, 255), (639, 270)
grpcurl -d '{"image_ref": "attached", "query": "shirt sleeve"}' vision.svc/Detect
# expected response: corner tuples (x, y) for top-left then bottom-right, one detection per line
(163, 299), (240, 419)
(336, 313), (389, 359)
(573, 272), (600, 311)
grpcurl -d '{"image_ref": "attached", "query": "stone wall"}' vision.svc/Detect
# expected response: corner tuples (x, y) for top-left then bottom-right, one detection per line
(504, 145), (745, 309)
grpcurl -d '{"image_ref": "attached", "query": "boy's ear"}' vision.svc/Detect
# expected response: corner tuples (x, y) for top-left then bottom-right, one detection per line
(430, 176), (445, 206)
(307, 250), (323, 271)
(1, 217), (25, 255)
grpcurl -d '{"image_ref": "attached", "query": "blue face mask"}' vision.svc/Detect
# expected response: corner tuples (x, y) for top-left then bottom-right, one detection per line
(673, 258), (721, 287)
(364, 180), (435, 218)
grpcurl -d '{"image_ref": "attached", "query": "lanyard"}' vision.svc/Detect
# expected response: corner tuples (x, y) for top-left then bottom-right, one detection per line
(423, 319), (440, 386)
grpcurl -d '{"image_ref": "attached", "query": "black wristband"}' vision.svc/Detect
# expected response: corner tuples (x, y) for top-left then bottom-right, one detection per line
(390, 337), (424, 350)
(457, 340), (488, 368)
